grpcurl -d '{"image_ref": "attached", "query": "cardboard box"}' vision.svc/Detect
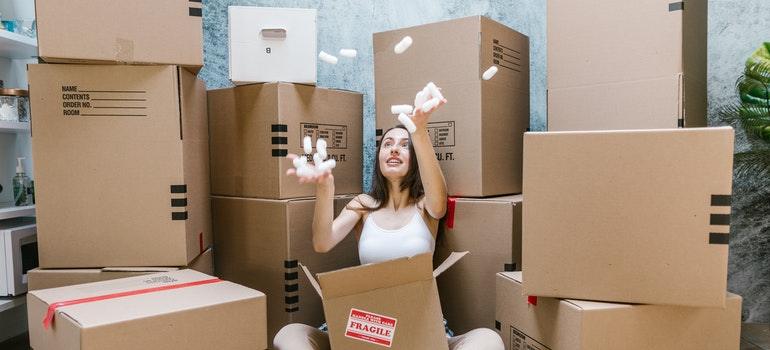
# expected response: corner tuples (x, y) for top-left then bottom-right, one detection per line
(212, 195), (360, 341)
(208, 82), (363, 199)
(547, 0), (707, 130)
(27, 247), (214, 291)
(28, 270), (267, 350)
(35, 0), (203, 68)
(434, 195), (522, 334)
(522, 127), (734, 307)
(495, 272), (742, 350)
(302, 252), (466, 350)
(29, 64), (212, 268)
(229, 6), (317, 84)
(374, 16), (529, 197)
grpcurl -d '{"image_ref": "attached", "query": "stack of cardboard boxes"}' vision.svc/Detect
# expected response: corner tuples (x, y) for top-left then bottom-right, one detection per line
(24, 1), (267, 349)
(495, 1), (742, 349)
(207, 6), (365, 342)
(374, 16), (529, 337)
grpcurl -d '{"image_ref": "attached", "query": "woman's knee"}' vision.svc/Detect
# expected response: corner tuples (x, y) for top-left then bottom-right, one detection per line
(449, 328), (504, 350)
(273, 323), (330, 350)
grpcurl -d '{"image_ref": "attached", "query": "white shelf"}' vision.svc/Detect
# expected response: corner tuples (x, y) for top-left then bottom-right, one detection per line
(0, 295), (25, 314)
(0, 205), (34, 220)
(0, 29), (37, 59)
(0, 120), (29, 133)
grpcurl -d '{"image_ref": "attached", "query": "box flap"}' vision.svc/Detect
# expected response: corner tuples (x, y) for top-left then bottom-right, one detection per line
(315, 253), (434, 299)
(101, 267), (179, 273)
(432, 251), (469, 278)
(29, 270), (264, 328)
(300, 263), (323, 299)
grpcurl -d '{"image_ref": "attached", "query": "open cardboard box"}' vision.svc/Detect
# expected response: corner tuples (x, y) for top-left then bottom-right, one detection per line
(301, 252), (467, 350)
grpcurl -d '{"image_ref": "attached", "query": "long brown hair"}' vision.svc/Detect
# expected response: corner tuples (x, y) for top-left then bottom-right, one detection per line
(352, 125), (424, 211)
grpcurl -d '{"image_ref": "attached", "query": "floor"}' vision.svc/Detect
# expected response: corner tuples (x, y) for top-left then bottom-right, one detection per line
(1, 324), (769, 349)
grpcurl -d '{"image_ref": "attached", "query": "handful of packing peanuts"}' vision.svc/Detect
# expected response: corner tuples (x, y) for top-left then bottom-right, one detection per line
(293, 136), (337, 178)
(389, 81), (446, 133)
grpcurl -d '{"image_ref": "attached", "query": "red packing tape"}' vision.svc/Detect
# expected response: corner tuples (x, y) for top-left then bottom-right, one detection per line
(446, 197), (457, 229)
(43, 278), (222, 329)
(527, 296), (538, 306)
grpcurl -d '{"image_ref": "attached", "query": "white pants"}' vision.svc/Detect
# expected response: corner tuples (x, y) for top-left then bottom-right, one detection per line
(273, 323), (504, 350)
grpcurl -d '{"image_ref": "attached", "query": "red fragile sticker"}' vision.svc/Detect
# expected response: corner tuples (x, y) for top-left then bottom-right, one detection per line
(345, 308), (398, 348)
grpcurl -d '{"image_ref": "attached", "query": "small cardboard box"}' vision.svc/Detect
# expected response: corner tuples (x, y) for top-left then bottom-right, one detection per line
(547, 0), (707, 130)
(522, 127), (734, 307)
(229, 6), (317, 84)
(27, 247), (214, 291)
(374, 16), (529, 197)
(435, 195), (522, 334)
(35, 0), (203, 67)
(29, 64), (212, 268)
(495, 272), (742, 350)
(28, 270), (268, 350)
(302, 252), (467, 350)
(208, 82), (363, 199)
(212, 195), (360, 341)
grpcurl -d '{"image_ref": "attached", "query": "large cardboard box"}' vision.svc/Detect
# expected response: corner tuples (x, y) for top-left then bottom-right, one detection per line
(374, 16), (529, 197)
(229, 6), (317, 84)
(302, 252), (466, 350)
(208, 83), (363, 199)
(29, 64), (212, 268)
(495, 272), (742, 350)
(28, 270), (267, 350)
(27, 247), (214, 291)
(212, 195), (360, 342)
(35, 0), (203, 67)
(547, 0), (707, 130)
(522, 127), (734, 307)
(435, 195), (522, 334)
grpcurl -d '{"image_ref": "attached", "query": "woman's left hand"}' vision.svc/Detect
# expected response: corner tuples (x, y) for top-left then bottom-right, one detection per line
(410, 98), (447, 131)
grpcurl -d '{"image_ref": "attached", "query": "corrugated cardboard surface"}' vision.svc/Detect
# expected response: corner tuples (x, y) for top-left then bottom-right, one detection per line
(374, 16), (529, 197)
(35, 0), (203, 67)
(28, 247), (214, 291)
(208, 83), (363, 199)
(28, 270), (267, 350)
(307, 253), (460, 350)
(30, 64), (212, 268)
(212, 195), (359, 342)
(522, 127), (734, 307)
(496, 272), (742, 350)
(435, 195), (522, 334)
(546, 0), (707, 130)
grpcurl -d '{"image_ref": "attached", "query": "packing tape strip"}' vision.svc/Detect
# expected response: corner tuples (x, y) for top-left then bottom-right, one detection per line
(527, 296), (538, 306)
(445, 197), (457, 229)
(43, 278), (222, 329)
(114, 38), (135, 63)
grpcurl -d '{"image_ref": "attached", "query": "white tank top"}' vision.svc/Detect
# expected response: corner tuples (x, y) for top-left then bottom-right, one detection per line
(358, 207), (435, 265)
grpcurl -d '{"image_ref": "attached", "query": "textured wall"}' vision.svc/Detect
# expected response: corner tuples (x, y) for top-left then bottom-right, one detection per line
(201, 0), (770, 321)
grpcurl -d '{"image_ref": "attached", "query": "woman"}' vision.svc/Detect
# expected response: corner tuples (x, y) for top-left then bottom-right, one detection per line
(275, 98), (504, 350)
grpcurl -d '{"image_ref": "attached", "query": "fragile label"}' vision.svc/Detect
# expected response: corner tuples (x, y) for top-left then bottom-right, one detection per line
(345, 308), (397, 348)
(511, 327), (550, 350)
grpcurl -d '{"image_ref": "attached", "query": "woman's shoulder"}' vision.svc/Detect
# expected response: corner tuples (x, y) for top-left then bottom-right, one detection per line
(347, 194), (378, 210)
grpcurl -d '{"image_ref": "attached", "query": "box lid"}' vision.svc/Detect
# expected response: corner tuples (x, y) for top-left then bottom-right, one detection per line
(303, 252), (467, 299)
(29, 270), (263, 328)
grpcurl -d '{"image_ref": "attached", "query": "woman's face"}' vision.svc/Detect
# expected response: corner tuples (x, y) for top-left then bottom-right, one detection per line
(378, 128), (411, 180)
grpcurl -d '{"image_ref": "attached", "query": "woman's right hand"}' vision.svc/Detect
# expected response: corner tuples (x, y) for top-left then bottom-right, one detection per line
(285, 154), (334, 185)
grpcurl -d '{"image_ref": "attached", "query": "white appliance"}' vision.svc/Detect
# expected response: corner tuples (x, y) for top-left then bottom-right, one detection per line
(229, 6), (317, 84)
(0, 217), (37, 296)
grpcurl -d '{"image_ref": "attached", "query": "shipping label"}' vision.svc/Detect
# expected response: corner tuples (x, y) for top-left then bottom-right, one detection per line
(60, 85), (148, 117)
(345, 308), (397, 348)
(511, 327), (551, 350)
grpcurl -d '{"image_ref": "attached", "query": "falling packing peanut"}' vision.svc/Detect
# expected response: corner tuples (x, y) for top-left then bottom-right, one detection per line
(394, 36), (413, 54)
(482, 66), (499, 80)
(303, 136), (313, 154)
(316, 139), (328, 159)
(398, 113), (417, 133)
(391, 104), (413, 115)
(318, 51), (338, 64)
(426, 82), (444, 101)
(339, 49), (357, 58)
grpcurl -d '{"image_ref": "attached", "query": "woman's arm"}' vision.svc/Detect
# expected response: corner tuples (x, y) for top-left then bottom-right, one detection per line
(286, 155), (363, 253)
(409, 100), (448, 219)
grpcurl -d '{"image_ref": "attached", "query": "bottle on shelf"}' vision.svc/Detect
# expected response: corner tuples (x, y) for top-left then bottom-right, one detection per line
(13, 157), (31, 206)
